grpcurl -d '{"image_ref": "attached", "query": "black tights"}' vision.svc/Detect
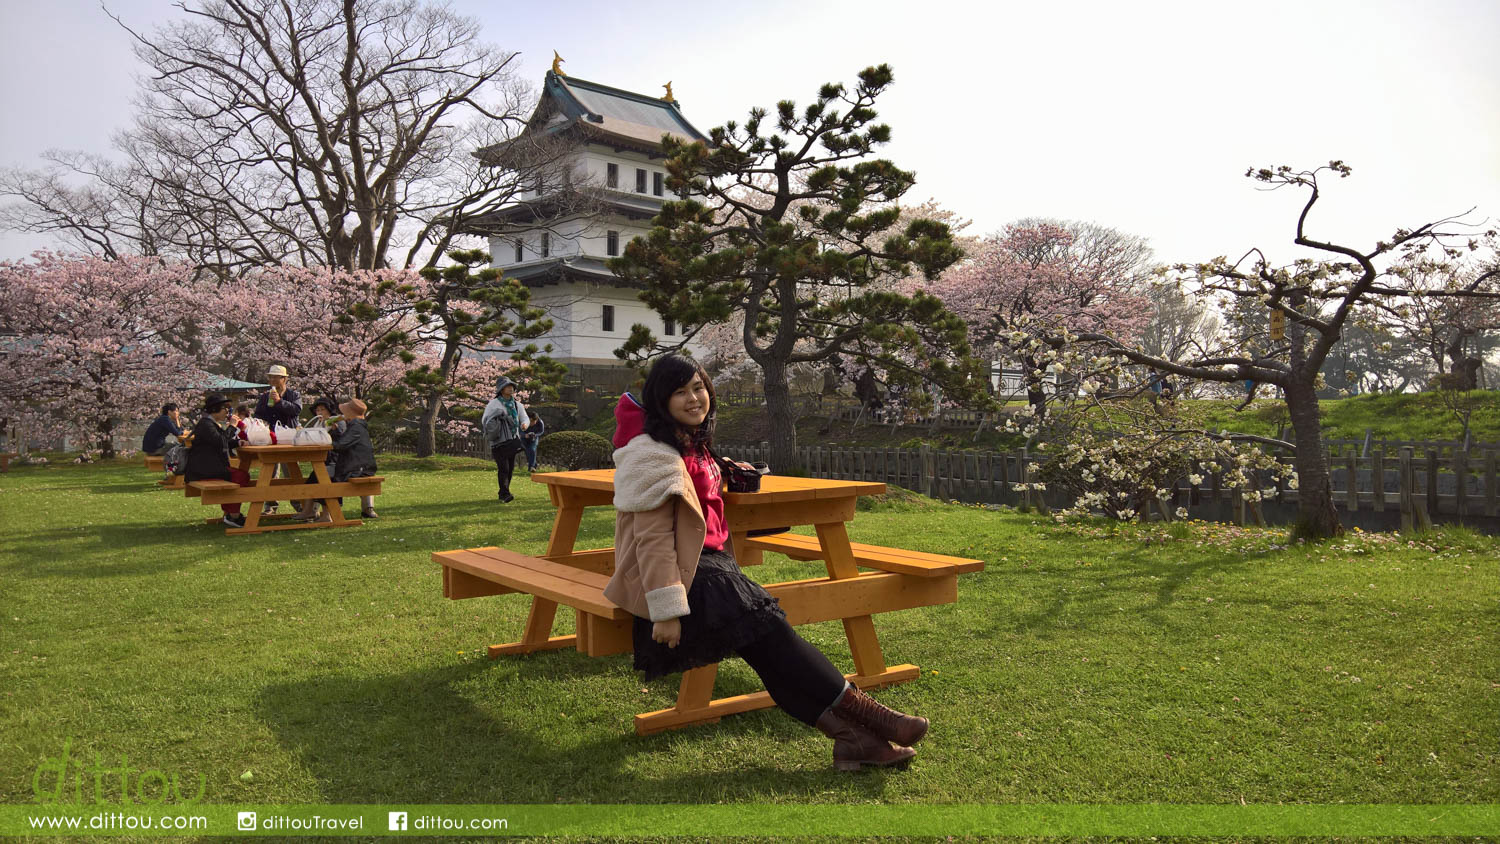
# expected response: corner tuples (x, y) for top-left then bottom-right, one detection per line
(491, 443), (518, 496)
(735, 619), (847, 727)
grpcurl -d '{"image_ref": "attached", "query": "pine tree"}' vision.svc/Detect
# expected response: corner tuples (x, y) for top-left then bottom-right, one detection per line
(609, 65), (989, 469)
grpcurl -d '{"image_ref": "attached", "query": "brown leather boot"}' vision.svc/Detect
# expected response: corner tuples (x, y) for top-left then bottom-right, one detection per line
(831, 686), (929, 746)
(815, 711), (916, 772)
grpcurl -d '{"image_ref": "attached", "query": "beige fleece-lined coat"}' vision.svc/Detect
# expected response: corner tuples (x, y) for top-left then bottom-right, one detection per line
(604, 434), (708, 622)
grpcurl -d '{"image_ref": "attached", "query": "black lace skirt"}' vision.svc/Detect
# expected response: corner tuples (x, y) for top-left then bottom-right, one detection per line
(631, 548), (787, 681)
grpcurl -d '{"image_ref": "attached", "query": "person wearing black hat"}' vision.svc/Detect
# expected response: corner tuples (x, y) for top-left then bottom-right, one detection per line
(184, 393), (252, 527)
(293, 397), (345, 521)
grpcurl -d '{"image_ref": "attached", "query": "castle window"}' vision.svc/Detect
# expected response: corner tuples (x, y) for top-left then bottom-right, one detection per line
(664, 318), (675, 337)
(513, 239), (523, 262)
(606, 163), (618, 189)
(541, 232), (550, 258)
(602, 304), (615, 332)
(635, 168), (647, 193)
(653, 172), (664, 197)
(606, 230), (619, 257)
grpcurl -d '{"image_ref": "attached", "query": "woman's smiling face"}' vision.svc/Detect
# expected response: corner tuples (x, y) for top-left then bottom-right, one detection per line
(668, 373), (711, 429)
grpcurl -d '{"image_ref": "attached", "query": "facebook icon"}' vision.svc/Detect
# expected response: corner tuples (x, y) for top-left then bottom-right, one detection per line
(388, 811), (408, 831)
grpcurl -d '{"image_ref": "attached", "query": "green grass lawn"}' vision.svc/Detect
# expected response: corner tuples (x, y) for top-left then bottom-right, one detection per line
(2, 457), (1496, 816)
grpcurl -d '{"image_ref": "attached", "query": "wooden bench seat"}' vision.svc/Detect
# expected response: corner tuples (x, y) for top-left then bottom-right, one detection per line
(433, 544), (960, 733)
(185, 476), (383, 504)
(144, 454), (164, 471)
(743, 531), (985, 577)
(0, 452), (15, 472)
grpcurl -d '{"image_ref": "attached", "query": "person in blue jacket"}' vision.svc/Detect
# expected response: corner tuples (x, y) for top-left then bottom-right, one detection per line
(521, 414), (545, 473)
(253, 364), (302, 514)
(141, 403), (183, 455)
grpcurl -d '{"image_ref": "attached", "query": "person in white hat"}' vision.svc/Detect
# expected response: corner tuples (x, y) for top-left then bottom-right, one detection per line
(253, 364), (302, 514)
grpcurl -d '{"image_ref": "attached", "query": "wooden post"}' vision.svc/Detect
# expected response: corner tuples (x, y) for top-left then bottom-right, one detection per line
(1485, 449), (1497, 518)
(1454, 450), (1468, 519)
(1345, 452), (1358, 512)
(1371, 449), (1385, 513)
(1399, 447), (1414, 533)
(919, 445), (934, 498)
(1019, 460), (1033, 513)
(1426, 447), (1440, 519)
(1232, 486), (1245, 526)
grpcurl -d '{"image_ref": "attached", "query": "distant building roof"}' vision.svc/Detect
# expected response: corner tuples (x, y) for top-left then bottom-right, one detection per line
(501, 256), (630, 289)
(478, 71), (709, 164)
(199, 375), (269, 391)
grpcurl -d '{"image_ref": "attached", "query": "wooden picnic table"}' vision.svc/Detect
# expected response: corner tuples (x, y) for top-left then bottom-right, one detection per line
(434, 469), (982, 734)
(185, 443), (382, 535)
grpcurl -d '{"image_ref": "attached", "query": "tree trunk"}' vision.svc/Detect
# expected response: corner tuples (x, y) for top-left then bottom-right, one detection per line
(1284, 379), (1343, 540)
(416, 393), (441, 458)
(761, 357), (799, 471)
(96, 417), (117, 460)
(416, 339), (462, 458)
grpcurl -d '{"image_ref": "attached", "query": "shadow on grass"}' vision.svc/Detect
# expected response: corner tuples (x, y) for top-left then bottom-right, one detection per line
(983, 546), (1329, 638)
(255, 658), (903, 803)
(0, 522), (210, 578)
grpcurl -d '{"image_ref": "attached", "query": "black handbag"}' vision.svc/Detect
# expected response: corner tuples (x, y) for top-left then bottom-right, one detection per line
(705, 446), (768, 493)
(704, 448), (786, 537)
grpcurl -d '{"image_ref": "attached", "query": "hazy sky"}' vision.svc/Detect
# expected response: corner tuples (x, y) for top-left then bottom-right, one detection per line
(2, 0), (1496, 266)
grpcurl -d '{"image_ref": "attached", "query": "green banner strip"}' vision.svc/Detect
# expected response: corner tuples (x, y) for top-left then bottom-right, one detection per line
(3, 804), (1498, 837)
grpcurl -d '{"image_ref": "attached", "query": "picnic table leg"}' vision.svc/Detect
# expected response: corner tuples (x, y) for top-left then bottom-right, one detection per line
(488, 598), (571, 657)
(814, 521), (890, 681)
(238, 456), (273, 532)
(729, 531), (763, 566)
(676, 664), (719, 713)
(487, 504), (582, 658)
(545, 505), (583, 556)
(311, 462), (359, 526)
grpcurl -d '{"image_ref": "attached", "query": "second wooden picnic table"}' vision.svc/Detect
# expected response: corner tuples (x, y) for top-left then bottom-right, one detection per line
(185, 443), (381, 535)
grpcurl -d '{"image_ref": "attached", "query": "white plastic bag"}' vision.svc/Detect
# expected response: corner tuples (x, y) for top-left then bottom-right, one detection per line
(273, 422), (298, 445)
(293, 425), (332, 446)
(242, 418), (273, 446)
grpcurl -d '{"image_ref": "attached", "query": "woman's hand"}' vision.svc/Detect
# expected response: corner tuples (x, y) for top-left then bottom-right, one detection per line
(652, 618), (681, 648)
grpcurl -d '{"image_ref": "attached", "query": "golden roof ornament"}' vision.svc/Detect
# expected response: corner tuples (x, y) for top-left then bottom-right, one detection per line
(662, 81), (675, 103)
(551, 51), (566, 77)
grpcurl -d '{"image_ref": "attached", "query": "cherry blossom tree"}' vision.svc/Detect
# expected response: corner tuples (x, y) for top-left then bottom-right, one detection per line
(929, 220), (1154, 417)
(204, 266), (427, 403)
(0, 253), (209, 457)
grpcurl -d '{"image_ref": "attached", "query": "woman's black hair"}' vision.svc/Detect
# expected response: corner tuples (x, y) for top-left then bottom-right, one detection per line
(640, 354), (716, 455)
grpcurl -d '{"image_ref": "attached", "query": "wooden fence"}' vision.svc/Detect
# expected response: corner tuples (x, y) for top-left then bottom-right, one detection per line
(716, 442), (1500, 532)
(386, 425), (1500, 531)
